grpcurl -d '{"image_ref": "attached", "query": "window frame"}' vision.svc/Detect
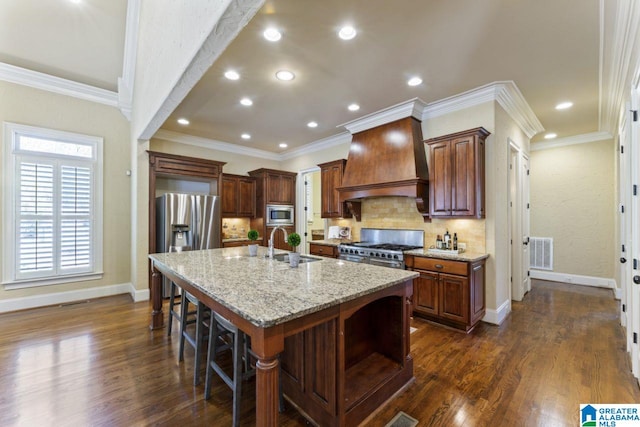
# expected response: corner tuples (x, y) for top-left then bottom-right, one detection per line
(2, 122), (104, 289)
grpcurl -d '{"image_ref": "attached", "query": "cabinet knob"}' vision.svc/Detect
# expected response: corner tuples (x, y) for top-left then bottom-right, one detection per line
(435, 264), (443, 269)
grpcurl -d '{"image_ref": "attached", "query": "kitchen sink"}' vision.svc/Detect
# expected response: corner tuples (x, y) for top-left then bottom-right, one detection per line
(268, 253), (321, 263)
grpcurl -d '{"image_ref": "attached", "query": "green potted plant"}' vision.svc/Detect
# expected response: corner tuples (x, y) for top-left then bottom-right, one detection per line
(287, 232), (302, 267)
(247, 229), (260, 257)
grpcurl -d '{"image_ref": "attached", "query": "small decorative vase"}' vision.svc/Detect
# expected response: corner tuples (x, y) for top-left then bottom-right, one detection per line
(289, 252), (300, 267)
(248, 244), (259, 257)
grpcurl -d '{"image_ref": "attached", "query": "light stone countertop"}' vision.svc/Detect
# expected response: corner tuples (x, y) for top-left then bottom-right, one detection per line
(404, 248), (489, 263)
(309, 239), (351, 247)
(149, 246), (417, 328)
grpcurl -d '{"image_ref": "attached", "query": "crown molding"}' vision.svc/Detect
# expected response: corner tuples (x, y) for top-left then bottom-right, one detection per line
(153, 129), (281, 161)
(0, 62), (118, 107)
(117, 0), (141, 121)
(600, 0), (640, 134)
(280, 131), (352, 160)
(339, 98), (428, 134)
(423, 81), (544, 139)
(530, 131), (612, 151)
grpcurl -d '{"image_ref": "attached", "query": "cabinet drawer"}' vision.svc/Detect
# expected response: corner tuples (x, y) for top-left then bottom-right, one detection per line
(412, 257), (468, 276)
(309, 243), (338, 258)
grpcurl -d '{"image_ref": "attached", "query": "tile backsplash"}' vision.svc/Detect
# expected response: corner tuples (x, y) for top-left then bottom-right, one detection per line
(222, 218), (251, 239)
(328, 197), (486, 252)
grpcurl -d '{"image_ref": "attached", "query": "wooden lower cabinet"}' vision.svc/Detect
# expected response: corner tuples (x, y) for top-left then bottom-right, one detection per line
(280, 283), (413, 426)
(309, 243), (339, 258)
(266, 226), (295, 250)
(407, 255), (486, 332)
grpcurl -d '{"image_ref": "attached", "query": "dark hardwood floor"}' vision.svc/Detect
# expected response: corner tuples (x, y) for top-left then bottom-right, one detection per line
(0, 279), (638, 426)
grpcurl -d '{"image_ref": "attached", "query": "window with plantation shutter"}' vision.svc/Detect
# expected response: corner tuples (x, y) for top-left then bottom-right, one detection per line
(3, 123), (103, 289)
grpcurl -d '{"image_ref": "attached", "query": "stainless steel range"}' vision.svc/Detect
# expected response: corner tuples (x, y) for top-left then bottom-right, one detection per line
(338, 228), (424, 269)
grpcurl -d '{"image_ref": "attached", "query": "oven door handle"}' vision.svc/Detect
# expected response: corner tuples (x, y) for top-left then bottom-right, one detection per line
(339, 255), (367, 263)
(369, 259), (402, 269)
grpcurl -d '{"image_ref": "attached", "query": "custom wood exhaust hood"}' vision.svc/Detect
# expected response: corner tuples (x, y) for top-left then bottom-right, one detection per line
(337, 100), (430, 221)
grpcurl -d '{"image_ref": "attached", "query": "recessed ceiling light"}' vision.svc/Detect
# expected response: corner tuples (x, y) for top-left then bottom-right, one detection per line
(241, 133), (251, 140)
(544, 133), (557, 139)
(224, 70), (240, 80)
(177, 118), (189, 125)
(240, 97), (253, 106)
(307, 121), (318, 128)
(275, 70), (295, 81)
(555, 101), (573, 110)
(263, 27), (282, 42)
(407, 77), (422, 86)
(279, 143), (288, 148)
(338, 25), (357, 40)
(348, 103), (360, 111)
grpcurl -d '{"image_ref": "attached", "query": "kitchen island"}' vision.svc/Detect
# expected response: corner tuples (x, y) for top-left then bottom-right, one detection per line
(149, 246), (418, 427)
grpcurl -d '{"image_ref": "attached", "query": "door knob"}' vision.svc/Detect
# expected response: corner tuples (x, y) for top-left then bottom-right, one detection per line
(634, 275), (640, 284)
(621, 257), (627, 264)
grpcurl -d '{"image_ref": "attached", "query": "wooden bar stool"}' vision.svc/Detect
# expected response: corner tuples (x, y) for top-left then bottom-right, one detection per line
(178, 291), (210, 386)
(167, 281), (184, 336)
(204, 313), (284, 426)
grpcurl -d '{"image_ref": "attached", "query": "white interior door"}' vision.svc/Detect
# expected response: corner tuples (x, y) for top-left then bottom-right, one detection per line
(630, 87), (640, 379)
(521, 154), (531, 294)
(619, 124), (630, 332)
(509, 145), (522, 301)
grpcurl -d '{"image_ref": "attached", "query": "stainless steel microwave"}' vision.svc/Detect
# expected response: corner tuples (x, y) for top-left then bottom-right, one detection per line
(266, 204), (294, 226)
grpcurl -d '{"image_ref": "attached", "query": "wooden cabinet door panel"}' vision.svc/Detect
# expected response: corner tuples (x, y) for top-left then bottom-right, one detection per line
(267, 173), (282, 203)
(470, 261), (486, 324)
(305, 319), (337, 414)
(319, 160), (347, 218)
(267, 226), (295, 250)
(414, 271), (439, 316)
(237, 178), (255, 217)
(221, 176), (238, 216)
(439, 273), (469, 324)
(429, 140), (451, 216)
(280, 175), (295, 204)
(451, 136), (476, 216)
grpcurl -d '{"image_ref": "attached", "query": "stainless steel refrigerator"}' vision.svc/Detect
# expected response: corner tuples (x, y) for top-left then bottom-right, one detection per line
(156, 193), (221, 296)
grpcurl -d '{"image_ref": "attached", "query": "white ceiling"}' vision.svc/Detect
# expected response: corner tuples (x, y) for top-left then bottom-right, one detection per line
(0, 0), (127, 91)
(0, 0), (606, 152)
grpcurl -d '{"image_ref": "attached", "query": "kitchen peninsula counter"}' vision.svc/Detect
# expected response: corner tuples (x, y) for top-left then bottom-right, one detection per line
(149, 246), (417, 427)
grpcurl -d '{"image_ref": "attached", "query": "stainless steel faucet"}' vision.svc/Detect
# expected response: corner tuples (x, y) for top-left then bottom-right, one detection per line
(268, 226), (289, 259)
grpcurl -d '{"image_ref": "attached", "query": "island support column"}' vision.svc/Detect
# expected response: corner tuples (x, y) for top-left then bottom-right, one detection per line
(251, 325), (285, 427)
(150, 265), (164, 330)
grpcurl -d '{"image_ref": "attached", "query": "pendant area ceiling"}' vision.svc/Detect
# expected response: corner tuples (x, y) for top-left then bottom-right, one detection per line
(160, 0), (601, 152)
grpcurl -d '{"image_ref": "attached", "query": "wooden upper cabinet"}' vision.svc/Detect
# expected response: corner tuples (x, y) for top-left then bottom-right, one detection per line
(250, 169), (296, 205)
(266, 172), (295, 204)
(221, 174), (256, 218)
(148, 151), (224, 179)
(318, 159), (347, 218)
(425, 127), (489, 218)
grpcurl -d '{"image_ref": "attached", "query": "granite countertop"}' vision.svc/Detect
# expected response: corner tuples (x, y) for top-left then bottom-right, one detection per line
(404, 248), (489, 263)
(222, 237), (262, 243)
(310, 239), (351, 246)
(149, 246), (417, 328)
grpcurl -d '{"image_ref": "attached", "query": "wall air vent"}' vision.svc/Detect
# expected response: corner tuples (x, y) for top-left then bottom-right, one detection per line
(530, 237), (553, 270)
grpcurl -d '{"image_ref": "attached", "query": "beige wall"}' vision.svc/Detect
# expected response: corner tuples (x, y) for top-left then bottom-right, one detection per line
(0, 81), (132, 301)
(530, 139), (616, 279)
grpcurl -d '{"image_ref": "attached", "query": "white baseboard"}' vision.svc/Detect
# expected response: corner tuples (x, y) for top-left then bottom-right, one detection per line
(483, 299), (511, 325)
(530, 270), (616, 290)
(615, 287), (623, 300)
(0, 282), (134, 313)
(130, 284), (150, 302)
